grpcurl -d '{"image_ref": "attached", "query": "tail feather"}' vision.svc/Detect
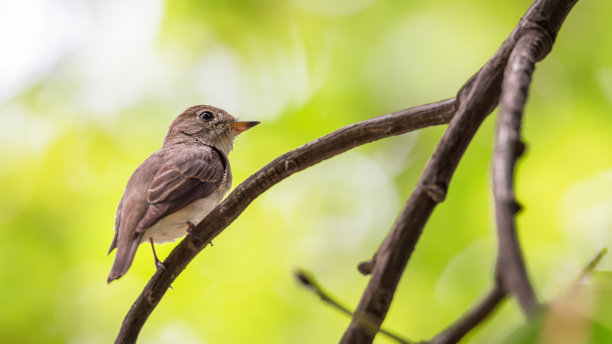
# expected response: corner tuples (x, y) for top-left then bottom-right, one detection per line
(107, 236), (142, 283)
(107, 230), (118, 255)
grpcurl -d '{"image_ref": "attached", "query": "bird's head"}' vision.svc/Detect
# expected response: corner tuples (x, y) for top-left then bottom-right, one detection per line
(163, 105), (260, 155)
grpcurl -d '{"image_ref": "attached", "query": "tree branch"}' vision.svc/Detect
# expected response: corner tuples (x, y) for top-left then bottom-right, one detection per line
(492, 30), (549, 315)
(428, 248), (606, 344)
(342, 0), (579, 342)
(114, 99), (457, 343)
(342, 48), (507, 344)
(429, 283), (506, 344)
(116, 0), (580, 342)
(294, 269), (412, 344)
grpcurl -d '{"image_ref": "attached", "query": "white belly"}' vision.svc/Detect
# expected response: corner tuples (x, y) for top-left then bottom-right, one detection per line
(140, 195), (222, 244)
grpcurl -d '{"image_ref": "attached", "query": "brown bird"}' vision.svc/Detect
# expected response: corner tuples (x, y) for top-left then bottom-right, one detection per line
(107, 105), (259, 283)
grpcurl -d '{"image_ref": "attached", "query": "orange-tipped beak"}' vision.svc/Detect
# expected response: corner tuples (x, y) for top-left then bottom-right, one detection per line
(230, 121), (260, 134)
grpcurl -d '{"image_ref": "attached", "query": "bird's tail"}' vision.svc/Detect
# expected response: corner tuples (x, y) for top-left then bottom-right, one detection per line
(107, 236), (141, 283)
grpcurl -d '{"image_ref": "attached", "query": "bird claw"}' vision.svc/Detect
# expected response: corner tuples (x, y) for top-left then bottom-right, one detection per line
(155, 260), (167, 272)
(186, 221), (196, 232)
(186, 221), (214, 247)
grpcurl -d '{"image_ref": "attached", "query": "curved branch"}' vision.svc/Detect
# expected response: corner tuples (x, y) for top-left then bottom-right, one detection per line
(429, 284), (506, 344)
(342, 0), (579, 342)
(114, 99), (458, 343)
(493, 29), (554, 315)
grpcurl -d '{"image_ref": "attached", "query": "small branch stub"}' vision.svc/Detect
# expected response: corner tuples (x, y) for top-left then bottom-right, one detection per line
(422, 182), (447, 203)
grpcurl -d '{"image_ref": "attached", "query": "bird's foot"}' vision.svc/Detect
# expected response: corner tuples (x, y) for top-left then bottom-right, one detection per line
(186, 221), (197, 231)
(149, 238), (167, 272)
(185, 221), (213, 247)
(155, 260), (167, 271)
(149, 238), (172, 289)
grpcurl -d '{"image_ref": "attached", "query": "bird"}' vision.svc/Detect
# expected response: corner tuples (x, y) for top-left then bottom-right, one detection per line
(107, 105), (259, 283)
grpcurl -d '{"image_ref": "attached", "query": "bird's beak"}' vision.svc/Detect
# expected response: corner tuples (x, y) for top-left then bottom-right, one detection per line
(230, 121), (260, 135)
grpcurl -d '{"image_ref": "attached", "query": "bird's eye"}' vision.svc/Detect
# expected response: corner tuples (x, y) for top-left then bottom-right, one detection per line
(198, 111), (214, 120)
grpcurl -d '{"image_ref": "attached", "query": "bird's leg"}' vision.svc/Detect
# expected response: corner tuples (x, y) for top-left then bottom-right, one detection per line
(186, 221), (213, 246)
(149, 238), (166, 271)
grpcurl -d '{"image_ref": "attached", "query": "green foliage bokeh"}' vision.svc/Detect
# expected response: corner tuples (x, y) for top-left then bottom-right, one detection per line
(1, 0), (612, 343)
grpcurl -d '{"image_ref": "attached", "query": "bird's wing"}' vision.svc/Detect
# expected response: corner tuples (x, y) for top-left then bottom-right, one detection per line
(136, 146), (226, 231)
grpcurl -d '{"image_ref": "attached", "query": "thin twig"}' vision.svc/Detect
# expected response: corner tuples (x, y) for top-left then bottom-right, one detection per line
(115, 99), (457, 343)
(342, 0), (579, 342)
(571, 248), (608, 287)
(294, 268), (412, 344)
(429, 284), (506, 344)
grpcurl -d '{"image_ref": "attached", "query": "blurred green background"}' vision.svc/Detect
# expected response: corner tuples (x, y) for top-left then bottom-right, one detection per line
(1, 0), (612, 343)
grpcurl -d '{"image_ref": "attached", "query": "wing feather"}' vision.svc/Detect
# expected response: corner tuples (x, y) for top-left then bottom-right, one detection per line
(136, 146), (225, 231)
